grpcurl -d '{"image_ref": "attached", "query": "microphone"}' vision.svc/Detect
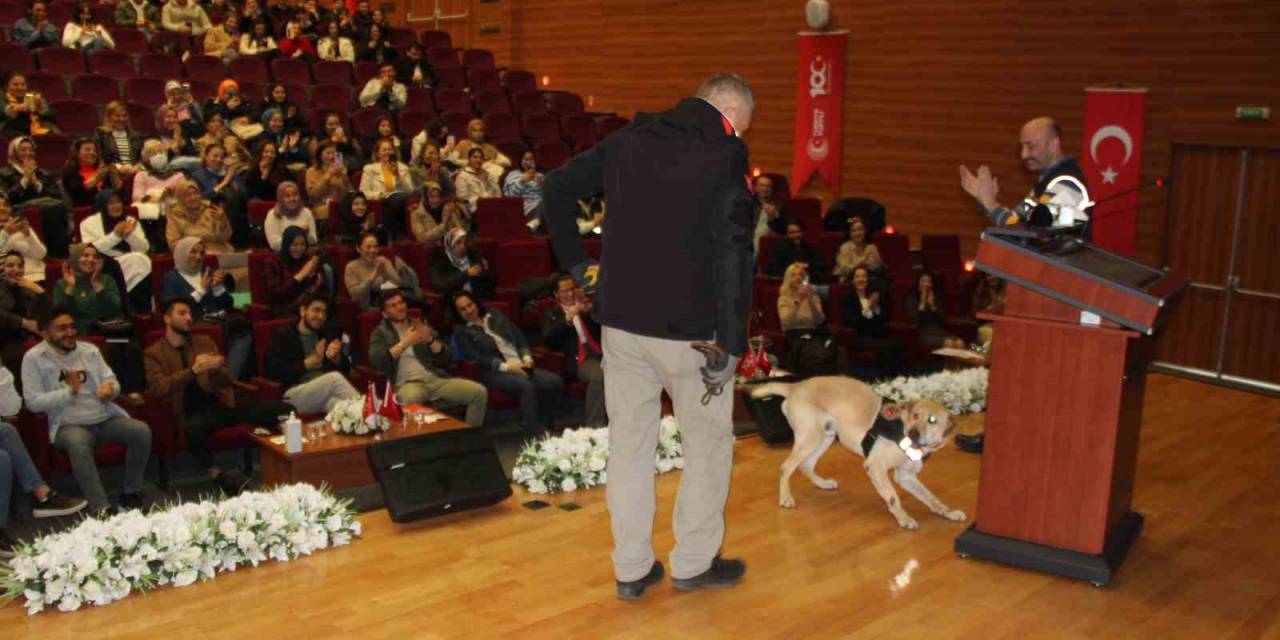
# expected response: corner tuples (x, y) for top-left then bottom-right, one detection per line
(1092, 177), (1169, 206)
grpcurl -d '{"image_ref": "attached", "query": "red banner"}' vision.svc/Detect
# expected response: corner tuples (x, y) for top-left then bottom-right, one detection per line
(791, 31), (847, 192)
(1081, 87), (1147, 256)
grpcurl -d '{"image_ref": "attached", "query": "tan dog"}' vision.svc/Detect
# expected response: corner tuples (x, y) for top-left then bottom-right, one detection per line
(750, 376), (966, 530)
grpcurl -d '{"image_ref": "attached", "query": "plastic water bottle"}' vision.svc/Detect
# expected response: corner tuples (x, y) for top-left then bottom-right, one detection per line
(284, 412), (303, 453)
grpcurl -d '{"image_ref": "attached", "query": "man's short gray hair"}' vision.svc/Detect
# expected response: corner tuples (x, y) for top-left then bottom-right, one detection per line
(696, 74), (754, 114)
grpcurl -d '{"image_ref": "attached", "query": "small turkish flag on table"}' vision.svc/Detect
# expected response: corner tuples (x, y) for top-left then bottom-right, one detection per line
(1081, 87), (1147, 256)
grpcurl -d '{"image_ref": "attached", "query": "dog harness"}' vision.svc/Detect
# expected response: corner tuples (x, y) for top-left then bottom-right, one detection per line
(860, 408), (928, 462)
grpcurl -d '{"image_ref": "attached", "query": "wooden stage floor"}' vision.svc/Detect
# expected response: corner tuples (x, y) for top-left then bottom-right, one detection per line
(4, 374), (1279, 639)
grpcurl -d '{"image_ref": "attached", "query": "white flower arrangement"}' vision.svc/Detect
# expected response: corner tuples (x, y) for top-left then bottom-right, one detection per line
(871, 367), (989, 415)
(0, 484), (361, 615)
(325, 395), (391, 435)
(512, 416), (684, 494)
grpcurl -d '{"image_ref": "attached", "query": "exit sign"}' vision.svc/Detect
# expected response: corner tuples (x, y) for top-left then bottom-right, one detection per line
(1236, 106), (1271, 120)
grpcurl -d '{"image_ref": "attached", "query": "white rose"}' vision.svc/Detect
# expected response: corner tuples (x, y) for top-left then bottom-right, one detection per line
(588, 456), (606, 471)
(556, 458), (573, 473)
(527, 479), (547, 494)
(561, 477), (578, 492)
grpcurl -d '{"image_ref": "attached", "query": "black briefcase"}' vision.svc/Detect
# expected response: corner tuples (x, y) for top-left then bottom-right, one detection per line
(366, 428), (513, 523)
(740, 376), (803, 445)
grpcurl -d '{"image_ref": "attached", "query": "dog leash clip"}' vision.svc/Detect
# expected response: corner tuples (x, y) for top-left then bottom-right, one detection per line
(701, 382), (725, 406)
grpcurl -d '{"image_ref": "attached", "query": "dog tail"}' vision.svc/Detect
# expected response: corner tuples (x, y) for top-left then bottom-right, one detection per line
(749, 382), (794, 399)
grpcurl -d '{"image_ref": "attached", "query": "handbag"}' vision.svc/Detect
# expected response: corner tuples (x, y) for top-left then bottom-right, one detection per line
(89, 317), (135, 343)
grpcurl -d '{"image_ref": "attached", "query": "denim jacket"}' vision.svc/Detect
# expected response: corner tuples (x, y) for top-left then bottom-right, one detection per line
(21, 340), (127, 441)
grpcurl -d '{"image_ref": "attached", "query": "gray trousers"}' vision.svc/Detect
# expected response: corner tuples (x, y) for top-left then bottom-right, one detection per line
(397, 377), (488, 427)
(1, 422), (45, 528)
(52, 415), (152, 510)
(283, 371), (360, 415)
(602, 327), (735, 582)
(578, 355), (606, 427)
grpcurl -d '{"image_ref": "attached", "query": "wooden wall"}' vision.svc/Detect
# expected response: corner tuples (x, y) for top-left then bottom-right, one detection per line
(408, 0), (1280, 263)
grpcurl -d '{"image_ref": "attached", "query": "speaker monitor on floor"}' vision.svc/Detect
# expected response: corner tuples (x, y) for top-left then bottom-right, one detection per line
(366, 428), (512, 523)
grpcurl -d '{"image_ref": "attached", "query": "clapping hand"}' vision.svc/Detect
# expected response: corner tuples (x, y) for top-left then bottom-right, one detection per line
(958, 164), (999, 210)
(61, 261), (76, 290)
(325, 338), (343, 363)
(97, 380), (114, 401)
(192, 352), (224, 374)
(3, 217), (27, 235)
(64, 369), (84, 395)
(466, 264), (483, 277)
(211, 268), (226, 288)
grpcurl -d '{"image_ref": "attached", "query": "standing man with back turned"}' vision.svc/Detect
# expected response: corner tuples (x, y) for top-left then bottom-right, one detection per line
(542, 74), (757, 600)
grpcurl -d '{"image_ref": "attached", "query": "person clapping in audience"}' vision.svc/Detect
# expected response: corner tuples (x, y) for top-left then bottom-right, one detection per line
(409, 142), (454, 196)
(264, 293), (359, 414)
(317, 19), (355, 62)
(455, 147), (501, 217)
(358, 63), (407, 112)
(256, 108), (308, 169)
(410, 185), (468, 245)
(842, 265), (901, 377)
(264, 226), (332, 318)
(0, 196), (47, 283)
(335, 190), (387, 245)
(96, 101), (143, 172)
(204, 80), (256, 128)
(0, 136), (71, 259)
(450, 118), (509, 182)
(12, 1), (59, 50)
(62, 138), (124, 208)
(239, 18), (278, 57)
(1, 73), (58, 137)
(540, 273), (605, 427)
(63, 1), (116, 52)
(368, 288), (488, 426)
(430, 228), (493, 301)
(832, 216), (883, 283)
(355, 23), (396, 64)
(80, 189), (152, 314)
(395, 44), (434, 88)
(452, 291), (563, 436)
(265, 181), (317, 250)
(343, 231), (421, 310)
(243, 139), (290, 202)
(358, 138), (413, 239)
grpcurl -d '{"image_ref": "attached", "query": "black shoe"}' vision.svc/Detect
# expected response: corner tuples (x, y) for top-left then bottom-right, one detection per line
(672, 556), (746, 592)
(117, 492), (146, 513)
(955, 433), (984, 454)
(616, 561), (664, 600)
(32, 491), (88, 518)
(215, 470), (251, 496)
(0, 529), (18, 560)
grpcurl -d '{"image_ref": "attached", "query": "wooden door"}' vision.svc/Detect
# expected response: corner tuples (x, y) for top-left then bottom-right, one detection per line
(1157, 145), (1280, 390)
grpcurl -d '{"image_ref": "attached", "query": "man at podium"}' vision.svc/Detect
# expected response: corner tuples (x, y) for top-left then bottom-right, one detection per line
(958, 116), (1093, 239)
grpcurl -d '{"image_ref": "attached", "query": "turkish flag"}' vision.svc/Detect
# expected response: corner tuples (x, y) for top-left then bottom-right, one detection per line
(1081, 88), (1147, 256)
(791, 31), (847, 191)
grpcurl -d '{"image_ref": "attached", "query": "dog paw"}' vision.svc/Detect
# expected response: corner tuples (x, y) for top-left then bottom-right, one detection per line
(815, 478), (838, 490)
(896, 516), (919, 530)
(943, 509), (967, 522)
(779, 496), (796, 509)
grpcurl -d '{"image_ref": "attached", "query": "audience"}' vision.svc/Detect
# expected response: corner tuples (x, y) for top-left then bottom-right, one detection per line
(455, 147), (502, 216)
(409, 142), (454, 196)
(62, 138), (124, 208)
(311, 111), (363, 173)
(0, 363), (86, 557)
(452, 291), (562, 436)
(244, 139), (290, 202)
(62, 1), (116, 52)
(0, 196), (47, 282)
(264, 293), (359, 414)
(430, 228), (493, 301)
(368, 288), (486, 426)
(0, 250), (48, 378)
(22, 306), (152, 514)
(778, 262), (840, 375)
(203, 13), (241, 61)
(80, 189), (152, 313)
(132, 139), (185, 219)
(410, 185), (468, 245)
(504, 150), (544, 227)
(358, 138), (413, 239)
(395, 44), (434, 87)
(335, 190), (386, 245)
(263, 226), (332, 317)
(203, 0), (236, 28)
(259, 83), (307, 133)
(161, 237), (252, 378)
(155, 104), (202, 172)
(362, 115), (406, 162)
(350, 0), (372, 36)
(842, 265), (901, 377)
(161, 0), (212, 35)
(766, 221), (827, 280)
(145, 296), (288, 496)
(317, 19), (355, 62)
(265, 181), (317, 251)
(450, 118), (510, 182)
(410, 120), (456, 170)
(12, 1), (60, 50)
(904, 270), (962, 351)
(343, 231), (420, 310)
(752, 174), (785, 252)
(203, 80), (256, 129)
(238, 0), (268, 34)
(833, 216), (883, 283)
(1, 136), (71, 259)
(239, 19), (278, 57)
(278, 20), (316, 60)
(356, 23), (396, 64)
(358, 63), (408, 112)
(115, 0), (161, 34)
(540, 273), (605, 428)
(163, 81), (206, 140)
(96, 101), (143, 170)
(304, 141), (353, 223)
(166, 178), (236, 254)
(53, 244), (122, 333)
(2, 73), (59, 136)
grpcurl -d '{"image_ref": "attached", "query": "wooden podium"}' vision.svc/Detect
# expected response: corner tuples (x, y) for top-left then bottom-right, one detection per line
(954, 227), (1186, 585)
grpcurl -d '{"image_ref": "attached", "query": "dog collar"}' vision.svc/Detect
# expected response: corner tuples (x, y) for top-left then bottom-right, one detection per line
(861, 411), (927, 462)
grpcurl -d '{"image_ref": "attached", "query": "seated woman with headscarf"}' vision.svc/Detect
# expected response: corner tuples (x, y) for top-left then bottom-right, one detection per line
(410, 185), (468, 245)
(344, 231), (420, 310)
(189, 143), (249, 248)
(54, 242), (145, 391)
(0, 193), (46, 282)
(258, 83), (307, 133)
(132, 138), (186, 221)
(451, 290), (562, 436)
(448, 118), (509, 182)
(202, 79), (256, 132)
(79, 189), (152, 314)
(264, 181), (317, 251)
(263, 226), (333, 318)
(163, 236), (254, 379)
(255, 108), (308, 170)
(429, 228), (494, 301)
(0, 136), (71, 259)
(165, 178), (234, 255)
(335, 191), (387, 246)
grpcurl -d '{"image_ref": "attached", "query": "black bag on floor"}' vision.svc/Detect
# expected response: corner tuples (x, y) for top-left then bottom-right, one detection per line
(366, 428), (512, 523)
(740, 375), (804, 445)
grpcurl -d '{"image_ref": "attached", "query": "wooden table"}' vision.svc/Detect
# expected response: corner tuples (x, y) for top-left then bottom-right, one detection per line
(251, 414), (470, 490)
